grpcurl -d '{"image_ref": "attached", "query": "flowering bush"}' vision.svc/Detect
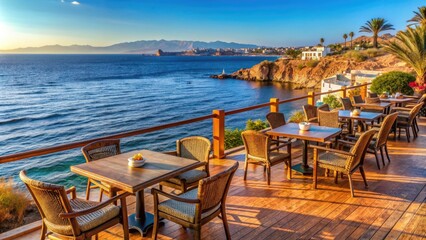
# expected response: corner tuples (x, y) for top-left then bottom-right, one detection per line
(408, 81), (426, 92)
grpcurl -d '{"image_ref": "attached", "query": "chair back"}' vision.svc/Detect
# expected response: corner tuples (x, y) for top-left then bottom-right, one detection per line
(368, 92), (378, 98)
(19, 171), (80, 236)
(303, 104), (317, 122)
(346, 129), (377, 171)
(352, 95), (364, 104)
(197, 161), (238, 214)
(318, 110), (340, 128)
(407, 103), (424, 124)
(241, 130), (269, 161)
(177, 137), (211, 171)
(375, 112), (398, 147)
(418, 94), (426, 104)
(317, 103), (330, 112)
(81, 139), (121, 162)
(266, 112), (286, 129)
(340, 97), (353, 111)
(365, 97), (380, 104)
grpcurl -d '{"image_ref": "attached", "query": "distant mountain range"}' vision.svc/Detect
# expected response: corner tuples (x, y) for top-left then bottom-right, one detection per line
(0, 40), (258, 54)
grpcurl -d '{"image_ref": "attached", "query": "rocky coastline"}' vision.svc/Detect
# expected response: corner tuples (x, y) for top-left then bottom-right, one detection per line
(211, 53), (411, 89)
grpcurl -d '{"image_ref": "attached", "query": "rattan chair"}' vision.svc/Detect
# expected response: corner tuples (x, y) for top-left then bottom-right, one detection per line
(241, 130), (292, 184)
(310, 129), (377, 197)
(365, 97), (381, 104)
(318, 103), (330, 111)
(151, 161), (238, 240)
(318, 110), (340, 128)
(340, 97), (354, 111)
(342, 112), (398, 170)
(81, 139), (121, 201)
(303, 104), (318, 123)
(352, 95), (364, 104)
(395, 103), (424, 142)
(392, 94), (426, 131)
(20, 171), (129, 240)
(368, 92), (378, 98)
(160, 136), (211, 193)
(266, 112), (292, 150)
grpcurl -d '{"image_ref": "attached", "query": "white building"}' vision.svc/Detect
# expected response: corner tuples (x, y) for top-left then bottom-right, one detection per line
(301, 46), (330, 60)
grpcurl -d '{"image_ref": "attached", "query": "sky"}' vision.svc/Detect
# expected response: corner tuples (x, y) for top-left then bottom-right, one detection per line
(0, 0), (424, 49)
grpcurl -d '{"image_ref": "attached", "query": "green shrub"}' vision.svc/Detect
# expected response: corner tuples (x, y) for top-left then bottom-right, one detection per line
(344, 51), (368, 62)
(365, 48), (384, 57)
(370, 71), (415, 95)
(297, 63), (305, 70)
(288, 110), (305, 123)
(0, 178), (29, 223)
(323, 94), (342, 109)
(306, 60), (319, 68)
(348, 88), (361, 98)
(246, 119), (269, 131)
(224, 128), (244, 150)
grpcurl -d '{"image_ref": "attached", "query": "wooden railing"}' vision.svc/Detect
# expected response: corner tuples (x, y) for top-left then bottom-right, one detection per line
(0, 83), (370, 163)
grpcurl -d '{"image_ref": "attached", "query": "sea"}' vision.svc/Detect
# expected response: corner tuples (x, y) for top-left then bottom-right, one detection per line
(0, 55), (309, 190)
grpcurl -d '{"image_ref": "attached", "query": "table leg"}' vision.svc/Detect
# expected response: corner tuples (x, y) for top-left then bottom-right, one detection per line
(291, 140), (313, 175)
(128, 190), (156, 236)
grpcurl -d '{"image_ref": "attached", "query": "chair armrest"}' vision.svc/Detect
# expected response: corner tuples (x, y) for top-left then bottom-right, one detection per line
(163, 151), (178, 156)
(338, 139), (356, 146)
(151, 188), (200, 204)
(308, 117), (318, 122)
(59, 192), (130, 218)
(392, 107), (411, 112)
(66, 187), (77, 199)
(344, 136), (358, 141)
(308, 145), (355, 157)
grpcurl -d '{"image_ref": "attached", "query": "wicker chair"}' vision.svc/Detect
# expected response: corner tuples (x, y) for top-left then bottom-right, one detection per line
(343, 112), (398, 170)
(303, 104), (318, 123)
(81, 139), (121, 201)
(241, 130), (292, 184)
(160, 136), (211, 193)
(395, 103), (424, 142)
(318, 103), (330, 111)
(266, 112), (292, 150)
(310, 129), (377, 197)
(340, 97), (354, 111)
(352, 95), (364, 104)
(365, 97), (381, 104)
(318, 110), (340, 128)
(368, 92), (378, 98)
(151, 161), (238, 240)
(20, 171), (129, 240)
(392, 94), (426, 131)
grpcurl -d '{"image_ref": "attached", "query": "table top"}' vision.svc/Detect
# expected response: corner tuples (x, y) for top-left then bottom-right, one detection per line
(353, 102), (391, 108)
(71, 150), (204, 193)
(266, 123), (341, 143)
(380, 98), (414, 103)
(338, 110), (383, 121)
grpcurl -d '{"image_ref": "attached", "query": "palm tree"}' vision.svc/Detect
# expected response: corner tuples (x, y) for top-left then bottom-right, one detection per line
(384, 26), (426, 84)
(349, 32), (355, 49)
(359, 18), (394, 48)
(320, 38), (325, 46)
(407, 6), (426, 27)
(343, 34), (348, 49)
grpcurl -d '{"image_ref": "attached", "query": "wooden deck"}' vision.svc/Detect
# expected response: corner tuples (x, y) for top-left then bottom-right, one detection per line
(11, 119), (426, 240)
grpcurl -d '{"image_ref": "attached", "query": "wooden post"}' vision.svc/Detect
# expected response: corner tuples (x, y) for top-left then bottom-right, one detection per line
(307, 91), (315, 105)
(341, 86), (347, 98)
(212, 109), (225, 159)
(360, 84), (367, 100)
(270, 98), (279, 112)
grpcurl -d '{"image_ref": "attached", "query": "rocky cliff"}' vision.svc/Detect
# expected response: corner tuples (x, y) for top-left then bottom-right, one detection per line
(230, 53), (411, 89)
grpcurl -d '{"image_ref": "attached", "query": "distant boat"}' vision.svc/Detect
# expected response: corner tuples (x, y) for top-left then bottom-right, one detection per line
(222, 69), (225, 74)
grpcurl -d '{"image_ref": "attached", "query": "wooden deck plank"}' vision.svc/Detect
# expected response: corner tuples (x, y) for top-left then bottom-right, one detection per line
(4, 118), (426, 240)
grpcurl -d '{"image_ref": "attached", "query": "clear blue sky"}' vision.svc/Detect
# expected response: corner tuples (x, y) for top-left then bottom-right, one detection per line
(0, 0), (424, 49)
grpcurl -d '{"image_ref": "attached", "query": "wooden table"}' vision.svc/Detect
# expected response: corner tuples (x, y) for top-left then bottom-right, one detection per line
(353, 102), (392, 114)
(71, 150), (204, 236)
(338, 110), (383, 134)
(267, 123), (341, 175)
(380, 98), (414, 107)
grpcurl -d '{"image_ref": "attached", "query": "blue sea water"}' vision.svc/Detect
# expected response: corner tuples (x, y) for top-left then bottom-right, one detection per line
(0, 55), (308, 190)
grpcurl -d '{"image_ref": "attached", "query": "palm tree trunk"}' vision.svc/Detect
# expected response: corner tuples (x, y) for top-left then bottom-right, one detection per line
(373, 34), (378, 48)
(417, 72), (426, 85)
(350, 38), (353, 49)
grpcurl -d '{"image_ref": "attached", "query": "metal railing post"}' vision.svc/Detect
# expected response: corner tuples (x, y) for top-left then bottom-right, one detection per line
(212, 109), (225, 159)
(270, 98), (279, 112)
